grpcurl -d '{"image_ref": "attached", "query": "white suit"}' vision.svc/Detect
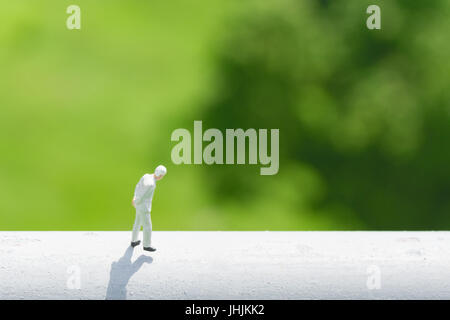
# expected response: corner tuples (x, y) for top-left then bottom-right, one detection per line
(131, 174), (156, 247)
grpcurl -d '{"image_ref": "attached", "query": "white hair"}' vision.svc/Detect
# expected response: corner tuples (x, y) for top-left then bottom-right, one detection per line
(154, 165), (167, 177)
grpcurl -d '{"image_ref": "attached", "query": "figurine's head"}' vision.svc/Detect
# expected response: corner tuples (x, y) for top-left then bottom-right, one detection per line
(154, 165), (167, 181)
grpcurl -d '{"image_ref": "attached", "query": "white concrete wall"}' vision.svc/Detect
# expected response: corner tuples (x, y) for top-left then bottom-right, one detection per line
(0, 231), (449, 299)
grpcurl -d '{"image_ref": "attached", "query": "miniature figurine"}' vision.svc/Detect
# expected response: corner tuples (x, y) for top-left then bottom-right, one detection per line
(131, 165), (167, 252)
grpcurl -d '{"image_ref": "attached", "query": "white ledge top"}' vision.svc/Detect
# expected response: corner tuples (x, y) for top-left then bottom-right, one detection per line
(0, 231), (449, 299)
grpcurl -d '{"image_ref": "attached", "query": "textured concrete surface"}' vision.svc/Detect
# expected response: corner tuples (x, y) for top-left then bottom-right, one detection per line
(0, 231), (449, 299)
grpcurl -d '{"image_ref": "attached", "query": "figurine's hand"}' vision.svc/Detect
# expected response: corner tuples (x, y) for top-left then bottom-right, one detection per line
(132, 198), (136, 208)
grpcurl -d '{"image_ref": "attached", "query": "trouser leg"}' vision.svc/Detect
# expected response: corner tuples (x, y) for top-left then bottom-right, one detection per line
(142, 213), (152, 247)
(131, 211), (142, 242)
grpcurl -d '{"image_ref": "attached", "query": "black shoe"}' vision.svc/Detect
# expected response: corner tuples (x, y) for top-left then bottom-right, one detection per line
(131, 241), (141, 247)
(143, 246), (156, 252)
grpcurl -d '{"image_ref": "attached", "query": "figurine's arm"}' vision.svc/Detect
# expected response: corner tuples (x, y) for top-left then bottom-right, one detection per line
(133, 190), (145, 205)
(133, 183), (154, 205)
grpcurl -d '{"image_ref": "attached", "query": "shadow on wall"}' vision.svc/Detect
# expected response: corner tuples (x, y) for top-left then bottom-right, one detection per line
(105, 246), (153, 300)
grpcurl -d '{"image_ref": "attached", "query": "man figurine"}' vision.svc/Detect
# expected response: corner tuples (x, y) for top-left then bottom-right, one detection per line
(131, 165), (167, 252)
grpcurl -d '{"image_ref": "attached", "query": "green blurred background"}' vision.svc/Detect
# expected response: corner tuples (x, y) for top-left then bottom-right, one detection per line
(1, 1), (449, 230)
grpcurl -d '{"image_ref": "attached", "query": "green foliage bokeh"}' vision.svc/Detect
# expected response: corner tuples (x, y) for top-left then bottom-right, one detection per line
(1, 1), (449, 230)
